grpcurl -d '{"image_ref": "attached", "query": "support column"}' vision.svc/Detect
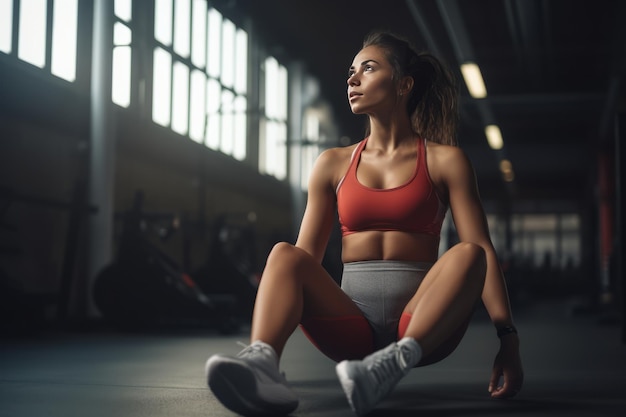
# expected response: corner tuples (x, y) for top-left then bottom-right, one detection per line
(87, 0), (115, 318)
(287, 62), (306, 240)
(617, 114), (625, 342)
(597, 152), (614, 307)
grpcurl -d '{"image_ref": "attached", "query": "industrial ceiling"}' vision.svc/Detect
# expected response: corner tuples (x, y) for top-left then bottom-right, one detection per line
(215, 0), (625, 210)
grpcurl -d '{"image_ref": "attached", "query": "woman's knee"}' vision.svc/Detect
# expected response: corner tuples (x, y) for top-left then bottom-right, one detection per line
(265, 242), (311, 276)
(266, 242), (295, 269)
(454, 242), (487, 273)
(268, 241), (306, 263)
(268, 241), (295, 259)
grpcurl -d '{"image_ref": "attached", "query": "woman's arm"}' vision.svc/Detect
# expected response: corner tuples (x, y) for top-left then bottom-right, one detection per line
(295, 149), (342, 263)
(434, 144), (523, 397)
(436, 146), (514, 329)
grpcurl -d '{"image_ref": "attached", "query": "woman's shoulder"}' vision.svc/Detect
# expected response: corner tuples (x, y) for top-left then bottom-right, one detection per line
(316, 141), (361, 167)
(310, 141), (361, 188)
(426, 140), (470, 165)
(426, 139), (463, 156)
(425, 140), (474, 183)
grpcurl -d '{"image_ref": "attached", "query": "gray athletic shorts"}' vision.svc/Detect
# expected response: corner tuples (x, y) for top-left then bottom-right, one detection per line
(341, 260), (432, 349)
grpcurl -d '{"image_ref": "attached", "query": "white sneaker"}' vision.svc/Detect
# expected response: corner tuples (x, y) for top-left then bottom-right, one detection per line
(335, 338), (421, 415)
(205, 341), (299, 416)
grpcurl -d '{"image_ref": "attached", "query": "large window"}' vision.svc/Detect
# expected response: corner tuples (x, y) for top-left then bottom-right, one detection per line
(152, 1), (248, 161)
(1, 0), (313, 183)
(260, 56), (288, 180)
(0, 0), (78, 82)
(510, 213), (581, 269)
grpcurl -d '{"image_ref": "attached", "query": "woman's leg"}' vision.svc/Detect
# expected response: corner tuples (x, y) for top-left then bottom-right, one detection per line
(250, 241), (365, 357)
(335, 242), (487, 415)
(207, 242), (365, 415)
(402, 241), (487, 359)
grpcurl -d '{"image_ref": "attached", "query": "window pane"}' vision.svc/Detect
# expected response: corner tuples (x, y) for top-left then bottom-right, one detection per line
(112, 45), (131, 107)
(114, 0), (132, 22)
(206, 78), (221, 112)
(301, 111), (320, 190)
(189, 69), (206, 143)
(173, 0), (190, 58)
(265, 121), (286, 180)
(264, 57), (288, 120)
(191, 0), (206, 68)
(207, 8), (221, 78)
(113, 23), (132, 106)
(114, 21), (132, 45)
(277, 64), (288, 119)
(205, 78), (220, 149)
(171, 61), (190, 135)
(235, 29), (247, 94)
(51, 0), (78, 81)
(277, 123), (287, 180)
(152, 47), (172, 126)
(233, 95), (246, 160)
(154, 0), (172, 46)
(205, 116), (219, 149)
(0, 0), (14, 53)
(265, 57), (277, 118)
(206, 114), (220, 149)
(18, 0), (47, 68)
(220, 89), (234, 154)
(265, 121), (276, 175)
(262, 56), (288, 180)
(221, 18), (235, 88)
(305, 111), (319, 140)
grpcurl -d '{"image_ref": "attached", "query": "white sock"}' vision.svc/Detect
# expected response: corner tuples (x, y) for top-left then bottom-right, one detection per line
(397, 337), (422, 369)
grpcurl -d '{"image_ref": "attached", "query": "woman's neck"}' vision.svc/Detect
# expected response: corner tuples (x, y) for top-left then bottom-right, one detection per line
(367, 116), (415, 152)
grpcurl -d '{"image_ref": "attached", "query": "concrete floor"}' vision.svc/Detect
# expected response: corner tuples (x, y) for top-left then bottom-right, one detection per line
(1, 297), (625, 417)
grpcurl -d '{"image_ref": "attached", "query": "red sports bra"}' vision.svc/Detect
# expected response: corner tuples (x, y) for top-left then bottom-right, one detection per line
(336, 137), (446, 237)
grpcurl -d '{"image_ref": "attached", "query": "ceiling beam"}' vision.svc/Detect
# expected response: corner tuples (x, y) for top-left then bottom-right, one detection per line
(404, 0), (443, 58)
(433, 0), (515, 195)
(435, 0), (475, 62)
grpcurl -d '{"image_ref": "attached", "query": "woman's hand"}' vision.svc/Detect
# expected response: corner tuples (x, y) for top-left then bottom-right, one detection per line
(488, 334), (524, 398)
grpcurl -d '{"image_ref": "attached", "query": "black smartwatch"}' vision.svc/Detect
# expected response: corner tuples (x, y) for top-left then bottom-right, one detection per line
(497, 325), (518, 338)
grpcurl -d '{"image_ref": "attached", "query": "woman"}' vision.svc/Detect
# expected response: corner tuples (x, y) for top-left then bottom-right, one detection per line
(205, 30), (523, 416)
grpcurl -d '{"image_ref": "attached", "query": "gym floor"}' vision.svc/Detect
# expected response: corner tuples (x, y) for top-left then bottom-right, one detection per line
(1, 297), (625, 417)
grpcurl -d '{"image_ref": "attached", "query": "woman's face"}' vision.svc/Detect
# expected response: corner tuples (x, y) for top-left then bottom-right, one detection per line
(347, 45), (398, 115)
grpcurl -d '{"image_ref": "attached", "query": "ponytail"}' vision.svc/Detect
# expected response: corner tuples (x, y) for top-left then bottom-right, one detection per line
(410, 52), (459, 146)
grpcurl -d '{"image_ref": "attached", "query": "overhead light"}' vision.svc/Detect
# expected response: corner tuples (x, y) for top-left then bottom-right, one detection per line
(460, 62), (487, 98)
(499, 159), (515, 182)
(485, 124), (503, 150)
(499, 159), (513, 172)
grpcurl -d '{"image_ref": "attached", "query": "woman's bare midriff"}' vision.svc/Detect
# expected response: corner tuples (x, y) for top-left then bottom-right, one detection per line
(341, 231), (440, 264)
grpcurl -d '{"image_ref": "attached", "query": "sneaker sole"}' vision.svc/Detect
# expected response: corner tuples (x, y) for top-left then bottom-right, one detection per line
(207, 358), (297, 416)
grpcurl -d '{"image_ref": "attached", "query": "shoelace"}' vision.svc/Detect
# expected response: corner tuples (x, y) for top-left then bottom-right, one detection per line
(236, 341), (271, 359)
(368, 343), (419, 394)
(235, 341), (288, 381)
(368, 349), (403, 388)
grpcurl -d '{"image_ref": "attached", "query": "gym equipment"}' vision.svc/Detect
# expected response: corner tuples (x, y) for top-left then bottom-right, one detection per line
(93, 191), (240, 333)
(192, 212), (260, 321)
